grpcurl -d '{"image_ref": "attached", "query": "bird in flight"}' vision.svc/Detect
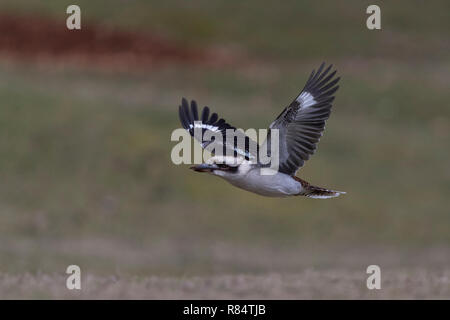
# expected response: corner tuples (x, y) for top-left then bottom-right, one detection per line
(178, 63), (345, 198)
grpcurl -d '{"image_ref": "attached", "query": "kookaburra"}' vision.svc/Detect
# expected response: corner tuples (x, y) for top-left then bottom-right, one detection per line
(178, 63), (345, 198)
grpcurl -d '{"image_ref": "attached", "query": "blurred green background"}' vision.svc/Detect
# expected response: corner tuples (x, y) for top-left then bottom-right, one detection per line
(0, 0), (448, 277)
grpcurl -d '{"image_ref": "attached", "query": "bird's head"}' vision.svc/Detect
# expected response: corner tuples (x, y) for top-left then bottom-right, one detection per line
(190, 156), (251, 176)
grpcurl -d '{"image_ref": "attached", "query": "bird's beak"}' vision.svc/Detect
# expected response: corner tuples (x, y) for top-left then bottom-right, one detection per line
(190, 163), (219, 173)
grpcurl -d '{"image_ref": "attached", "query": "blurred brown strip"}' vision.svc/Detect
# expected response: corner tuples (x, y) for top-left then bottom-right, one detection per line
(0, 13), (230, 68)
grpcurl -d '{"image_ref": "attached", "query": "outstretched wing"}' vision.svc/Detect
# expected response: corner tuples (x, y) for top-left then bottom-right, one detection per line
(269, 63), (340, 175)
(178, 98), (257, 160)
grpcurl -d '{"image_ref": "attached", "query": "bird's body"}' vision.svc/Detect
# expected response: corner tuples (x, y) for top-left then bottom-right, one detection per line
(208, 157), (302, 197)
(178, 63), (346, 199)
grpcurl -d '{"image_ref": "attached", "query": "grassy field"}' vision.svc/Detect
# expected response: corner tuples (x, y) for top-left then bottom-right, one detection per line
(0, 1), (448, 298)
(3, 268), (450, 299)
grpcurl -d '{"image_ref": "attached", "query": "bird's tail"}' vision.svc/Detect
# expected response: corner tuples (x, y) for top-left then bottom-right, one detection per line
(293, 176), (346, 199)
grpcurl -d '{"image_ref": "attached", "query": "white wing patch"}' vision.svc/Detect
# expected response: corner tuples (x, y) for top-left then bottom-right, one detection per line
(189, 122), (219, 131)
(296, 91), (316, 109)
(306, 191), (346, 199)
